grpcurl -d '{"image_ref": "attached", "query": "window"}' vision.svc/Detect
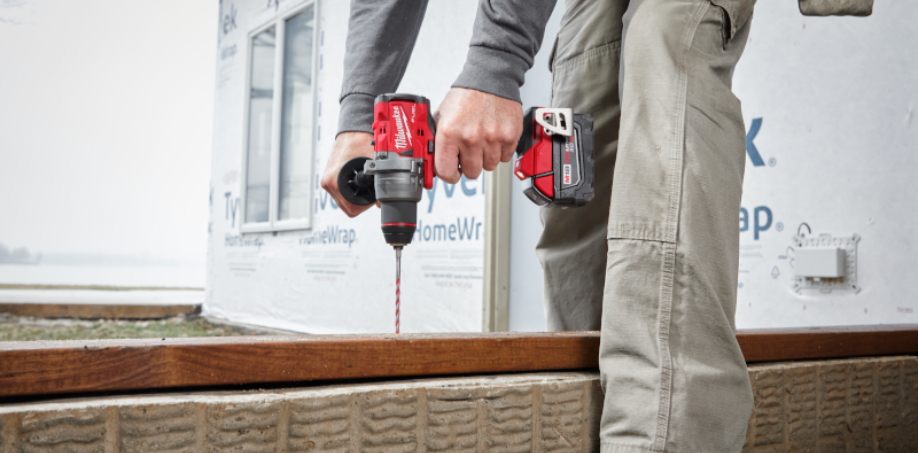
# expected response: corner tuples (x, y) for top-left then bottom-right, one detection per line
(241, 3), (318, 232)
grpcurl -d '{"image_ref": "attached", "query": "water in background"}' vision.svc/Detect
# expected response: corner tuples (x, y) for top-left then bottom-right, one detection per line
(0, 264), (204, 288)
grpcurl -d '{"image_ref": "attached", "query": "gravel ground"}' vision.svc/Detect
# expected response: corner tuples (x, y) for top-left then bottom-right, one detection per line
(0, 314), (242, 341)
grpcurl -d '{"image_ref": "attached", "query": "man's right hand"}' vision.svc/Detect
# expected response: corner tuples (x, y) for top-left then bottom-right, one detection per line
(320, 131), (375, 218)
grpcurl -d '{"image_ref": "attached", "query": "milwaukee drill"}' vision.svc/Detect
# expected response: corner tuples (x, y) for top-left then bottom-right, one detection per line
(336, 96), (593, 334)
(337, 93), (435, 333)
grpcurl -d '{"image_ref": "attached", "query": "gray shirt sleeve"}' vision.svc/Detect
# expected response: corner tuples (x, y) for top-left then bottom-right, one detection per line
(452, 0), (557, 104)
(338, 0), (430, 135)
(337, 0), (557, 137)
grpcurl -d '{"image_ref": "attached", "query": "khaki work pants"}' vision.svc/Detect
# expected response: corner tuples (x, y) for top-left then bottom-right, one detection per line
(538, 0), (756, 451)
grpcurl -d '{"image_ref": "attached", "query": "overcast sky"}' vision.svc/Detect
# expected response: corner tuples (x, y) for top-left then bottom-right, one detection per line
(0, 0), (217, 262)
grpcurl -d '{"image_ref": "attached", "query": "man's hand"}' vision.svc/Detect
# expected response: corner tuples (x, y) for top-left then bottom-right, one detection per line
(320, 131), (375, 218)
(433, 88), (523, 184)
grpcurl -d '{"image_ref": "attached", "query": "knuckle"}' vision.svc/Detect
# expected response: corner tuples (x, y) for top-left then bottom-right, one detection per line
(501, 125), (521, 145)
(484, 125), (500, 143)
(461, 125), (482, 144)
(439, 125), (461, 143)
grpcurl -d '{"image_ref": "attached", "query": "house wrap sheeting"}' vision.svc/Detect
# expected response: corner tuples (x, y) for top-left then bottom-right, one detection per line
(207, 0), (918, 333)
(206, 0), (485, 334)
(730, 0), (918, 329)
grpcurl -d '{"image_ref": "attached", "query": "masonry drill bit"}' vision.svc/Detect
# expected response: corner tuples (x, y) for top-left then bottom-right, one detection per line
(394, 246), (402, 334)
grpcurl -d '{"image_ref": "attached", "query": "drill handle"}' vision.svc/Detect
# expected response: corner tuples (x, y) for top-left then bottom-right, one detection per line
(337, 156), (378, 206)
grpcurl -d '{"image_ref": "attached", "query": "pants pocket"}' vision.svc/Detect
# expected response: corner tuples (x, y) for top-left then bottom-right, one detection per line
(709, 0), (755, 47)
(550, 41), (622, 115)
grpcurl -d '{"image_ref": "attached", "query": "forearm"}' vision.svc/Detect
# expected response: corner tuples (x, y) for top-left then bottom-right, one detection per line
(452, 0), (558, 104)
(338, 0), (430, 136)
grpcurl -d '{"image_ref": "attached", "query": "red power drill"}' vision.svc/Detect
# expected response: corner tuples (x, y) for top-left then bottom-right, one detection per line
(337, 94), (435, 333)
(337, 93), (435, 247)
(336, 97), (594, 333)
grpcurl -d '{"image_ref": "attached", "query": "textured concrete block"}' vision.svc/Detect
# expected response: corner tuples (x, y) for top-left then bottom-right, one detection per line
(19, 408), (107, 453)
(785, 365), (817, 452)
(484, 386), (533, 452)
(753, 368), (785, 450)
(119, 403), (197, 452)
(539, 381), (586, 452)
(1, 357), (917, 453)
(818, 361), (848, 453)
(426, 387), (478, 452)
(288, 394), (352, 452)
(357, 390), (420, 452)
(742, 370), (756, 453)
(904, 359), (918, 451)
(206, 400), (283, 452)
(847, 361), (876, 451)
(744, 356), (918, 453)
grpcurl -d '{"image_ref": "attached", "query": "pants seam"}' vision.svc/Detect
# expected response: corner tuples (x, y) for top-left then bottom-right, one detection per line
(652, 2), (709, 451)
(552, 40), (622, 74)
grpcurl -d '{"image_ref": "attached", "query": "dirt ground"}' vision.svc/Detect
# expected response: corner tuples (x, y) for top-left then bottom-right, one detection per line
(0, 314), (242, 341)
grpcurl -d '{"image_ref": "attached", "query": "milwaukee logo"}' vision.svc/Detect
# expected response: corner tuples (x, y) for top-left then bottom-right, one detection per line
(392, 105), (413, 150)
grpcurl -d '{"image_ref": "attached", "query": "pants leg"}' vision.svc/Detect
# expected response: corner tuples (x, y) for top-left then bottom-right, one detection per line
(540, 0), (756, 451)
(538, 0), (628, 332)
(602, 0), (755, 451)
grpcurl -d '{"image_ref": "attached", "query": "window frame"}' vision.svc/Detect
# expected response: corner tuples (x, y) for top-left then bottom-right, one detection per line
(239, 1), (320, 234)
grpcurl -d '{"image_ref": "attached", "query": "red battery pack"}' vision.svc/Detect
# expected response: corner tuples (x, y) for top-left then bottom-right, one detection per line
(513, 107), (594, 207)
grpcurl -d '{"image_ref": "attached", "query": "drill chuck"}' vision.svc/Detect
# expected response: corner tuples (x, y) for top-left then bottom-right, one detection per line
(380, 201), (417, 246)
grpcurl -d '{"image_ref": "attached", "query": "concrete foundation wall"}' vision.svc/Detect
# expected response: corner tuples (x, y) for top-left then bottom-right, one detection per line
(1, 356), (915, 452)
(745, 356), (918, 452)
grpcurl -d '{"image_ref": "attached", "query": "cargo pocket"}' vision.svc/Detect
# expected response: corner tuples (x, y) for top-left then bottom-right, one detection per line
(549, 41), (622, 235)
(709, 0), (755, 48)
(548, 35), (559, 73)
(550, 41), (622, 115)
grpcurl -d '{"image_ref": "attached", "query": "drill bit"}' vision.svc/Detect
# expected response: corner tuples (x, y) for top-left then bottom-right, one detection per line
(394, 246), (402, 334)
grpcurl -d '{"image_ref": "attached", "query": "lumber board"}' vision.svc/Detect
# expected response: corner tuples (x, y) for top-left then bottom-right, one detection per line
(0, 303), (200, 319)
(736, 324), (918, 362)
(1, 325), (916, 398)
(0, 332), (599, 398)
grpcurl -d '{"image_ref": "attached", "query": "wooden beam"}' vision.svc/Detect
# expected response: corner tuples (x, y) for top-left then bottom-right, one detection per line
(0, 332), (600, 398)
(737, 324), (918, 363)
(1, 325), (916, 398)
(0, 303), (200, 319)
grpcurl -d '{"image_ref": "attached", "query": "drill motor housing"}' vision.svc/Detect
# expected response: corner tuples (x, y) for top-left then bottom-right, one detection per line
(514, 107), (595, 207)
(337, 94), (435, 247)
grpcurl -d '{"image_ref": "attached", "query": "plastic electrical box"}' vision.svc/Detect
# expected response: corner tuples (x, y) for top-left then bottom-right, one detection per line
(794, 248), (846, 278)
(792, 233), (860, 293)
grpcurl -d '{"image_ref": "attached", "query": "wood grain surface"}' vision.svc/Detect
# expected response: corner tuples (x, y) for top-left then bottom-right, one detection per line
(0, 303), (200, 319)
(1, 325), (916, 398)
(736, 324), (918, 362)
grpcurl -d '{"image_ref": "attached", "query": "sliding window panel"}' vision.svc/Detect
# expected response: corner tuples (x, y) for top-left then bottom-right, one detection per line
(244, 27), (276, 224)
(278, 6), (315, 222)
